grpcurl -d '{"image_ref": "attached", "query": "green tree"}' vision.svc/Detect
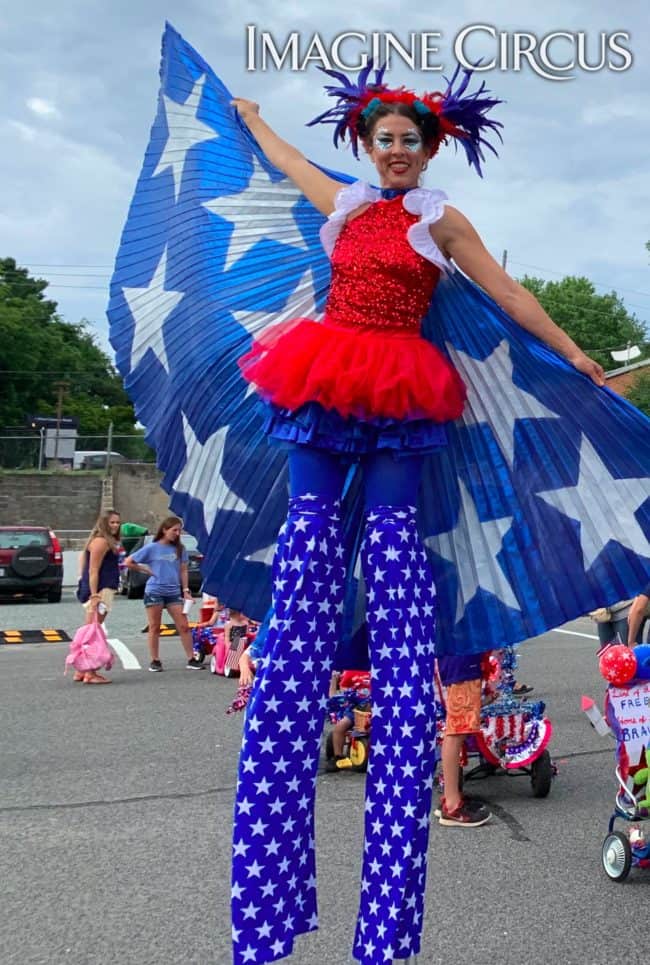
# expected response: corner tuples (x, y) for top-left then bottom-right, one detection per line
(626, 371), (650, 418)
(0, 258), (142, 438)
(519, 275), (648, 372)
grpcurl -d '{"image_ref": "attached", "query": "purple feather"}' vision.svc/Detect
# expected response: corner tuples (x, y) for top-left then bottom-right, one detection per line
(306, 60), (388, 156)
(438, 63), (504, 177)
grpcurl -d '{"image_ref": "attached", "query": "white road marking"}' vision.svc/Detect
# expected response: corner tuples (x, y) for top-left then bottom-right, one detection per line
(551, 628), (598, 641)
(107, 637), (141, 669)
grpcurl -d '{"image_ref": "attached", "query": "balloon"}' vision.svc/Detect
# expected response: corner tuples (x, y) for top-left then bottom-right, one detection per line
(633, 645), (650, 680)
(599, 644), (637, 686)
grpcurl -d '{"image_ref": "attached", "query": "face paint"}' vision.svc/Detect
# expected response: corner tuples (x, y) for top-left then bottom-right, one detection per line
(372, 126), (423, 153)
(402, 128), (423, 153)
(373, 127), (393, 152)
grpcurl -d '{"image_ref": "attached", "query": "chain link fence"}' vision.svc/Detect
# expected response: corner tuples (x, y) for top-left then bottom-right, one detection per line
(0, 432), (155, 471)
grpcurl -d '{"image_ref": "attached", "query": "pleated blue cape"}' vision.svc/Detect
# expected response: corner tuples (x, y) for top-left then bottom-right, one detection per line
(107, 24), (650, 656)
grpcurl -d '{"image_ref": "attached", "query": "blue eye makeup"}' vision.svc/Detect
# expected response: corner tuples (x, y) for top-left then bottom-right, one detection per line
(373, 127), (423, 152)
(374, 134), (392, 151)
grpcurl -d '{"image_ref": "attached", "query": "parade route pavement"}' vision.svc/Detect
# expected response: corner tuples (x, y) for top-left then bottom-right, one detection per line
(0, 590), (646, 965)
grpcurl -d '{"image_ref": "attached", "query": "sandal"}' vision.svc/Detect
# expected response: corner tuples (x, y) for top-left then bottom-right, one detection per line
(512, 683), (534, 696)
(73, 672), (85, 682)
(82, 672), (112, 685)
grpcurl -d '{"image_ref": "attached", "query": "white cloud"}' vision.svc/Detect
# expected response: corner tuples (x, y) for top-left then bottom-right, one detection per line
(0, 0), (648, 343)
(26, 96), (60, 117)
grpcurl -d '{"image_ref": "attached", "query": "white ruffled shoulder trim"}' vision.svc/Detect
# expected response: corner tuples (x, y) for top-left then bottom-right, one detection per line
(319, 181), (380, 258)
(403, 188), (454, 275)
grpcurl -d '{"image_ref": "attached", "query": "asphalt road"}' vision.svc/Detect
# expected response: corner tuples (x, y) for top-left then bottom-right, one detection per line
(0, 591), (646, 965)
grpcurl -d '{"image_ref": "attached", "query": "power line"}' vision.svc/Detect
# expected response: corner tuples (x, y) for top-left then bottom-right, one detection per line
(7, 255), (650, 301)
(506, 259), (650, 301)
(5, 301), (648, 328)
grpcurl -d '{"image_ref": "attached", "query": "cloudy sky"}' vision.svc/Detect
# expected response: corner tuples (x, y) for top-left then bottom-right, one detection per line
(2, 1), (649, 357)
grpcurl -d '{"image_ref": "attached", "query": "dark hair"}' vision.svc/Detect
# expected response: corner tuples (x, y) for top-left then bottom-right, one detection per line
(357, 100), (440, 150)
(154, 515), (184, 558)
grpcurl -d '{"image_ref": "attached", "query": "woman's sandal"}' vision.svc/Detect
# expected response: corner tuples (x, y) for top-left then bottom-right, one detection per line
(82, 672), (112, 685)
(73, 672), (85, 682)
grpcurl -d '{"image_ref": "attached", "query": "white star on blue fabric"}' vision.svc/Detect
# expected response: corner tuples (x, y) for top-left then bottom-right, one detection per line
(173, 413), (252, 533)
(447, 339), (561, 467)
(152, 74), (220, 202)
(203, 155), (309, 271)
(123, 246), (183, 374)
(537, 434), (650, 569)
(427, 478), (519, 620)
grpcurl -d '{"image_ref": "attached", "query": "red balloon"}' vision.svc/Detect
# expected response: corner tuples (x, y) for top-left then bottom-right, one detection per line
(599, 644), (638, 686)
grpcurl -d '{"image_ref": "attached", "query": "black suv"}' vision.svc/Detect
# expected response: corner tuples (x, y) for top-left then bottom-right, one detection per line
(119, 533), (204, 599)
(0, 526), (64, 602)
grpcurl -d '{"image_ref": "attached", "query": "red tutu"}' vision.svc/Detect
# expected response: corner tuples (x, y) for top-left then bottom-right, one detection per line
(239, 317), (466, 422)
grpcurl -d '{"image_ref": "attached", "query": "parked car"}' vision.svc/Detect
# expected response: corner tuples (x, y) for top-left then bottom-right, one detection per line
(0, 526), (64, 602)
(119, 533), (204, 599)
(73, 451), (126, 470)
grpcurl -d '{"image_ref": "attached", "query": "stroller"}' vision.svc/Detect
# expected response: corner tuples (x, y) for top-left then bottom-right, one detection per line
(601, 672), (650, 881)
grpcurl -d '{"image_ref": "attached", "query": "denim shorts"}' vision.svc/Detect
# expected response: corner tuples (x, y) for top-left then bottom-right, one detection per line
(144, 591), (184, 608)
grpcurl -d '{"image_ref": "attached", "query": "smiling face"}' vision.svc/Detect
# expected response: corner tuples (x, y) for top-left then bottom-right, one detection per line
(364, 113), (430, 189)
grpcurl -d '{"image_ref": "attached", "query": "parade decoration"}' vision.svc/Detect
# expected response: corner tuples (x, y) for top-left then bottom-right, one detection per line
(599, 644), (638, 686)
(633, 644), (650, 680)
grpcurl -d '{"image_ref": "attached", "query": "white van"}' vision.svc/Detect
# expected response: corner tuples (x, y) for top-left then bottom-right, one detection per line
(73, 451), (126, 470)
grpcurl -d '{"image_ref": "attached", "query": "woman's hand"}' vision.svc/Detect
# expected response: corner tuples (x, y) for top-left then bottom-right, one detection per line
(231, 98), (260, 125)
(566, 349), (605, 387)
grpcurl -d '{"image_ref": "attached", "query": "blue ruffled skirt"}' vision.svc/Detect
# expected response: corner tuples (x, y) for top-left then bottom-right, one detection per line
(262, 401), (448, 457)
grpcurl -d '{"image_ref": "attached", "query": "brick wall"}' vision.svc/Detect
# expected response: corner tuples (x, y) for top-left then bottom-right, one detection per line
(0, 473), (102, 536)
(606, 371), (639, 395)
(0, 464), (171, 546)
(112, 462), (170, 530)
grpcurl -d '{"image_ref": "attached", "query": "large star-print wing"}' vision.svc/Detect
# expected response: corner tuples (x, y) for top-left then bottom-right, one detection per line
(107, 24), (345, 618)
(421, 268), (650, 653)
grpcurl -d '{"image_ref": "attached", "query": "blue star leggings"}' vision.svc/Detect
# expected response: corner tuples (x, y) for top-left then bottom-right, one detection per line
(232, 448), (437, 965)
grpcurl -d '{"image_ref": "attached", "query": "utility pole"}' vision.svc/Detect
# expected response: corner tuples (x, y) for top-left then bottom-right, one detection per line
(501, 249), (508, 270)
(105, 421), (114, 475)
(52, 381), (69, 463)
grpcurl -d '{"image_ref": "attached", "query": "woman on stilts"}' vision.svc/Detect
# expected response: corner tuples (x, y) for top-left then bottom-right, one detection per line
(229, 65), (604, 965)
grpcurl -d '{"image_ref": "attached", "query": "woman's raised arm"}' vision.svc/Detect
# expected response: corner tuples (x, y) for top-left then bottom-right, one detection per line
(231, 98), (343, 216)
(430, 206), (605, 386)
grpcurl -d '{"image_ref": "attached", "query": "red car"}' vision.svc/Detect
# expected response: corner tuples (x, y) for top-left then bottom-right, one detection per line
(0, 526), (64, 602)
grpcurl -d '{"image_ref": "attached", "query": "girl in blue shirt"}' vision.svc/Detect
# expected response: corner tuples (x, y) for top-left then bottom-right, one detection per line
(125, 515), (203, 672)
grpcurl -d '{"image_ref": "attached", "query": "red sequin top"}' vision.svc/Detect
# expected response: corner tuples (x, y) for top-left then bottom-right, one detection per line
(325, 197), (441, 334)
(239, 186), (466, 423)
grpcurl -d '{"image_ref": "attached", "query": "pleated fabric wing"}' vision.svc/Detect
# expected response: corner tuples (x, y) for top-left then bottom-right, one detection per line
(108, 23), (347, 620)
(108, 24), (650, 655)
(420, 272), (650, 652)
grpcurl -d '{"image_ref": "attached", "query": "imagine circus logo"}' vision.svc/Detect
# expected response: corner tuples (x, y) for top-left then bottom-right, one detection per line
(245, 25), (633, 81)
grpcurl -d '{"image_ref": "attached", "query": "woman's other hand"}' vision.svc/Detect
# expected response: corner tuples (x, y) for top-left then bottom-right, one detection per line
(566, 350), (605, 386)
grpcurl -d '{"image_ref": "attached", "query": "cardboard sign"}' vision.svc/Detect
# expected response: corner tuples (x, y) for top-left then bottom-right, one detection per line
(608, 680), (650, 769)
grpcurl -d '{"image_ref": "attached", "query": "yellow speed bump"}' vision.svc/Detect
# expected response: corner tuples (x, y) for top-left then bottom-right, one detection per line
(1, 629), (71, 644)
